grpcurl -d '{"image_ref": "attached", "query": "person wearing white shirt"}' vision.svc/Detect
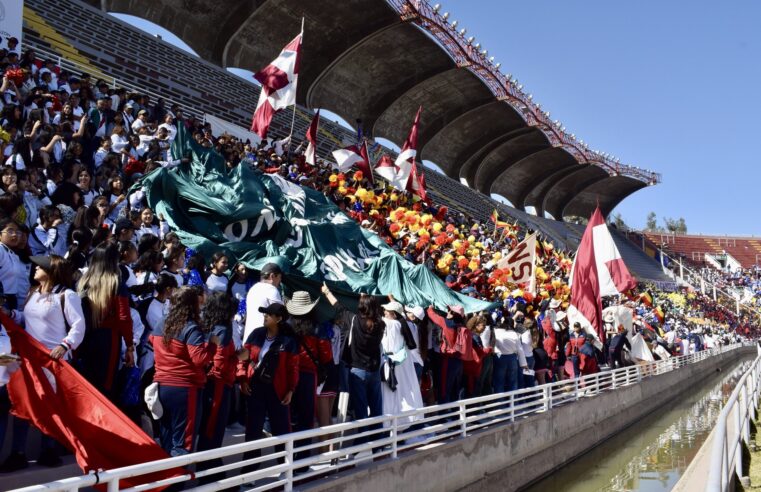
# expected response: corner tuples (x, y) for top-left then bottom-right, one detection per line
(93, 138), (111, 168)
(242, 263), (283, 347)
(28, 206), (67, 257)
(205, 252), (229, 293)
(493, 322), (528, 393)
(134, 208), (167, 241)
(110, 128), (129, 153)
(137, 273), (177, 378)
(21, 256), (86, 358)
(131, 110), (148, 133)
(157, 114), (177, 141)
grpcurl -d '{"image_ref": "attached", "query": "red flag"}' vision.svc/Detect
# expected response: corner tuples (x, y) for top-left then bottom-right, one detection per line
(2, 312), (183, 488)
(396, 106), (422, 193)
(305, 109), (319, 165)
(358, 141), (374, 185)
(251, 33), (302, 139)
(408, 162), (427, 201)
(568, 206), (637, 342)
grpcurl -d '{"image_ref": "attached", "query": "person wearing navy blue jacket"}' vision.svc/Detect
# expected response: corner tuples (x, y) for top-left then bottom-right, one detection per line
(237, 303), (299, 468)
(151, 286), (218, 456)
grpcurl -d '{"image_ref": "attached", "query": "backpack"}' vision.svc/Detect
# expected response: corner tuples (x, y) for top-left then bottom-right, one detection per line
(440, 324), (474, 361)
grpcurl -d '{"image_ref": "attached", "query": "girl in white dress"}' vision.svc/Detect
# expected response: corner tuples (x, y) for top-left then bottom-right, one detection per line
(380, 301), (424, 427)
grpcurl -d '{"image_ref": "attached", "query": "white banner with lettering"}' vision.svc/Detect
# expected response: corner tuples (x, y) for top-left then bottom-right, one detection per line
(0, 0), (23, 51)
(497, 232), (536, 294)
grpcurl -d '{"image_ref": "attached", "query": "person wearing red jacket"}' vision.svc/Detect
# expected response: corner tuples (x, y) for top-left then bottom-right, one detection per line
(238, 303), (299, 467)
(564, 322), (586, 379)
(151, 286), (218, 456)
(196, 292), (238, 481)
(427, 305), (471, 404)
(76, 240), (134, 403)
(286, 291), (332, 464)
(579, 334), (600, 376)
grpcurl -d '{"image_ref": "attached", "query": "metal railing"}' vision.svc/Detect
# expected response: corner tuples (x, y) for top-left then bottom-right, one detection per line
(706, 347), (761, 491)
(13, 343), (749, 492)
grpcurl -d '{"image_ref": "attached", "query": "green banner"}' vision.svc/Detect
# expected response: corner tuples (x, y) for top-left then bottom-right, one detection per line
(137, 124), (496, 314)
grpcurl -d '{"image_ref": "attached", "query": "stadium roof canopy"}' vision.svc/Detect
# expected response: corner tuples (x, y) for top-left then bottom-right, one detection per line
(94, 0), (661, 219)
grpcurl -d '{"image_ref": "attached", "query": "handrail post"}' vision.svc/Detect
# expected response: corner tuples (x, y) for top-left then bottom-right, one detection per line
(543, 386), (550, 412)
(459, 403), (467, 437)
(509, 394), (515, 422)
(392, 416), (399, 458)
(611, 370), (617, 390)
(107, 479), (119, 492)
(285, 439), (294, 491)
(735, 403), (743, 484)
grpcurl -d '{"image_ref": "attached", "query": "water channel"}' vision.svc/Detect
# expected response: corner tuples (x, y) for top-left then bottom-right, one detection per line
(525, 361), (749, 492)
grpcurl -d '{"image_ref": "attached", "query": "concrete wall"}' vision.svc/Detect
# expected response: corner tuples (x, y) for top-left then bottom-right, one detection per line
(303, 347), (756, 492)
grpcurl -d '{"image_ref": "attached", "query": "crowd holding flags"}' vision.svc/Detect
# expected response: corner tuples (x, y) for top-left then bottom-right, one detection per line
(568, 207), (638, 343)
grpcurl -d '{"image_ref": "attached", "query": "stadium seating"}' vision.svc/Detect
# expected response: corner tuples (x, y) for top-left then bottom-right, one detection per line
(643, 232), (761, 270)
(22, 0), (672, 282)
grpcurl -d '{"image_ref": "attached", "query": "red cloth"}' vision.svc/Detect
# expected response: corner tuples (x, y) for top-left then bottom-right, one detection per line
(1, 312), (183, 488)
(541, 318), (559, 360)
(296, 335), (332, 374)
(208, 339), (237, 387)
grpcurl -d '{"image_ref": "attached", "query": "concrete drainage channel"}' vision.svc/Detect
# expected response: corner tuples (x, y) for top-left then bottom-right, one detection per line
(303, 346), (757, 492)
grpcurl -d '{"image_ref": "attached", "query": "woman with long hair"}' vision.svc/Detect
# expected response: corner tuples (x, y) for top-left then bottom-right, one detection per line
(196, 292), (238, 480)
(76, 240), (134, 401)
(286, 291), (332, 463)
(151, 286), (219, 456)
(19, 255), (86, 466)
(323, 286), (385, 446)
(77, 169), (97, 206)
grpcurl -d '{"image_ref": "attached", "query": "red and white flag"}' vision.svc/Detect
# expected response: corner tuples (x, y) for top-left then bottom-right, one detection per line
(408, 161), (427, 201)
(496, 232), (536, 294)
(568, 206), (637, 342)
(375, 154), (399, 185)
(305, 109), (319, 165)
(331, 142), (373, 183)
(376, 107), (426, 199)
(250, 33), (302, 139)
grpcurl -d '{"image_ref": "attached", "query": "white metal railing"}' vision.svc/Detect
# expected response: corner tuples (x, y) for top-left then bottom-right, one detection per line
(706, 346), (761, 491)
(12, 343), (751, 492)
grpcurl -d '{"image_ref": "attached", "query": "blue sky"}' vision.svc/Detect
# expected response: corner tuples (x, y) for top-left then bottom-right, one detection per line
(114, 2), (761, 236)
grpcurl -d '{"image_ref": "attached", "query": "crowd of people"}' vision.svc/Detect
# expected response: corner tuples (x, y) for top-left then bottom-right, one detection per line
(0, 45), (753, 478)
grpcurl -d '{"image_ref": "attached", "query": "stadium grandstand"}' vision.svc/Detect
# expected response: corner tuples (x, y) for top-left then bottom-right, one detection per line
(1, 0), (760, 491)
(20, 0), (672, 283)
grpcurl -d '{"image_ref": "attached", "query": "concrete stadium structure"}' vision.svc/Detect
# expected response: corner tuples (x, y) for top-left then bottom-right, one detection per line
(73, 0), (660, 219)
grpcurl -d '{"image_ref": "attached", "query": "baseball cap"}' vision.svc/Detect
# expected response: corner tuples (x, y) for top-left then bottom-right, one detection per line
(260, 263), (283, 276)
(258, 302), (288, 318)
(30, 256), (52, 271)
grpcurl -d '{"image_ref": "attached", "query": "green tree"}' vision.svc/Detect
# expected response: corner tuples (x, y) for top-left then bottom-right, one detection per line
(611, 213), (626, 229)
(645, 211), (658, 231)
(663, 216), (687, 234)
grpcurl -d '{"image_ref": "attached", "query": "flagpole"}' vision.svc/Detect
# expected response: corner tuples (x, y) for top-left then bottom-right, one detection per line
(288, 17), (305, 140)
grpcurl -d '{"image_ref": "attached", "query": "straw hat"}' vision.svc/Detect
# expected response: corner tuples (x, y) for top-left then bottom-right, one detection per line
(285, 291), (319, 316)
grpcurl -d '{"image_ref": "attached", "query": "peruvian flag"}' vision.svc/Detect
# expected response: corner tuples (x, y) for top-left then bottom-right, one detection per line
(0, 312), (183, 488)
(568, 206), (637, 342)
(305, 109), (319, 165)
(332, 142), (373, 184)
(250, 33), (302, 139)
